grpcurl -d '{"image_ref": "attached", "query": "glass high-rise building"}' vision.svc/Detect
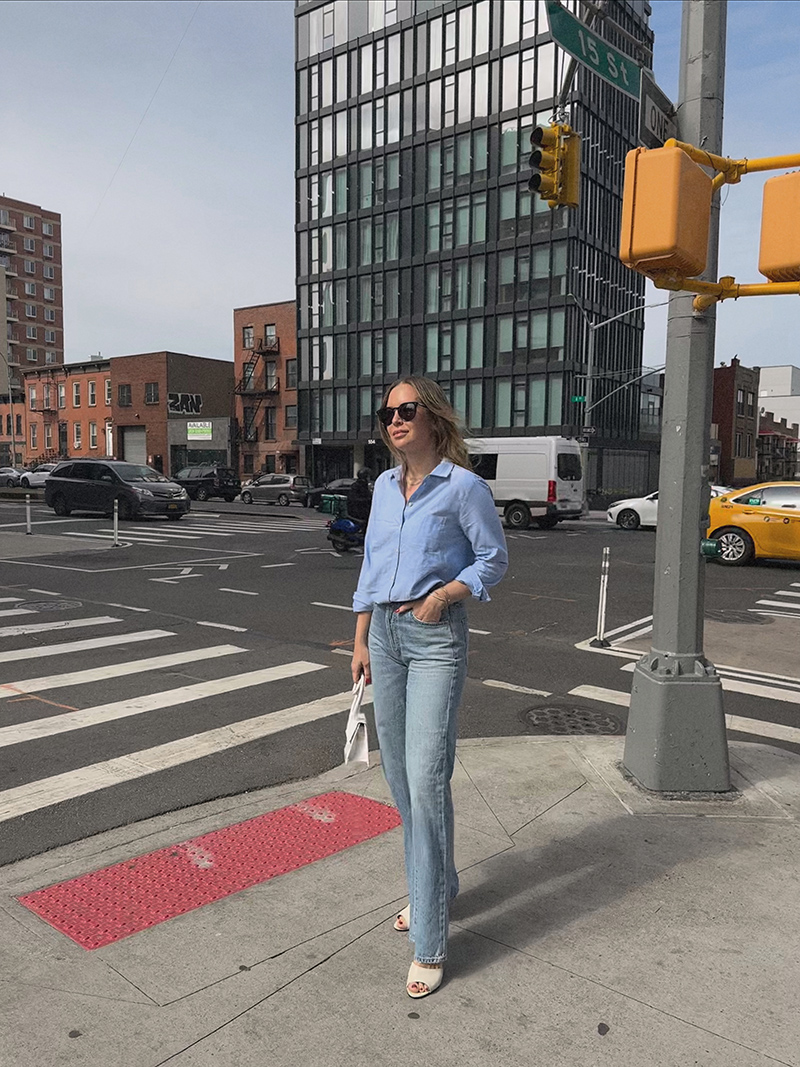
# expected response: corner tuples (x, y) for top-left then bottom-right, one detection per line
(294, 0), (654, 484)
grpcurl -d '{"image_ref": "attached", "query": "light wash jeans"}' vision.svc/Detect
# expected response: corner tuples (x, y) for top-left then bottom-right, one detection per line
(368, 601), (469, 964)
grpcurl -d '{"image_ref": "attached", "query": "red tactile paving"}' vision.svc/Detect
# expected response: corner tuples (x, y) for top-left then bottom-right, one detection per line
(17, 792), (401, 950)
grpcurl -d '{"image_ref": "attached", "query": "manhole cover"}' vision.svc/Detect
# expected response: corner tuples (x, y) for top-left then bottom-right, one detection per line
(705, 609), (770, 625)
(21, 600), (83, 612)
(521, 705), (623, 735)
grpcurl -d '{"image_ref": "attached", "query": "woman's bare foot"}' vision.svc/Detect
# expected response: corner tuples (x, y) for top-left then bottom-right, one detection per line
(393, 905), (410, 932)
(407, 960), (443, 997)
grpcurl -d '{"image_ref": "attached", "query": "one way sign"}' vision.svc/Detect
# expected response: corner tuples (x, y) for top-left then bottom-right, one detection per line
(639, 71), (677, 149)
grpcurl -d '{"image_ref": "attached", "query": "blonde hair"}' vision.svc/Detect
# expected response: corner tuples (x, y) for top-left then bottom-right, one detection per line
(379, 376), (471, 471)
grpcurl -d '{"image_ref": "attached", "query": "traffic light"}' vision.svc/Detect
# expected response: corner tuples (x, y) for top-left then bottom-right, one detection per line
(528, 124), (581, 209)
(619, 146), (712, 278)
(759, 170), (800, 282)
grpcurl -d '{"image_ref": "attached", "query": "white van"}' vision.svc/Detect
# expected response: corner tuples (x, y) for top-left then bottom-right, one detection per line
(466, 436), (584, 530)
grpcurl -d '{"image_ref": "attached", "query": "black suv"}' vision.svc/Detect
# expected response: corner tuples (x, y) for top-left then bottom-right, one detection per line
(172, 466), (241, 502)
(44, 460), (190, 520)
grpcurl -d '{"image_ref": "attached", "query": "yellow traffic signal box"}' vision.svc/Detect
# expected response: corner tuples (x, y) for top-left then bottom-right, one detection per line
(759, 171), (800, 282)
(620, 146), (712, 278)
(529, 124), (581, 209)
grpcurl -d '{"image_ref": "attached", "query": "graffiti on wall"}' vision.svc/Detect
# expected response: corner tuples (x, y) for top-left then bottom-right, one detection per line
(168, 393), (203, 414)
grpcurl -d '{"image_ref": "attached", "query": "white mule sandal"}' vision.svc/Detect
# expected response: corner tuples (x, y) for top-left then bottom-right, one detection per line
(406, 960), (443, 998)
(393, 904), (410, 932)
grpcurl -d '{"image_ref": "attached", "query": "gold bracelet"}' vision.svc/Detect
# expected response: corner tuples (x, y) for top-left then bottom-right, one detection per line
(435, 588), (451, 607)
(431, 592), (448, 607)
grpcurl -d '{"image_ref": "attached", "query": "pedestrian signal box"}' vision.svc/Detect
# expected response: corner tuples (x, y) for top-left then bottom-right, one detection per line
(619, 146), (712, 278)
(759, 171), (800, 282)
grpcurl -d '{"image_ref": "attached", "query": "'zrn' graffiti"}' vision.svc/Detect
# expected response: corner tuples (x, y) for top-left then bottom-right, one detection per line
(168, 393), (203, 414)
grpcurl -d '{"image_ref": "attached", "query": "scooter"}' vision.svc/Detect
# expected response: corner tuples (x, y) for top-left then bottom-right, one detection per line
(326, 515), (365, 553)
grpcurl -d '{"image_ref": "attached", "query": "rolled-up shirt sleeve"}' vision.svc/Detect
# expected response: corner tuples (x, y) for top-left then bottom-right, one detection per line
(453, 478), (508, 602)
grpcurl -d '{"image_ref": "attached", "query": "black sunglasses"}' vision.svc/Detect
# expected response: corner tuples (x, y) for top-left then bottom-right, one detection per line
(376, 401), (427, 426)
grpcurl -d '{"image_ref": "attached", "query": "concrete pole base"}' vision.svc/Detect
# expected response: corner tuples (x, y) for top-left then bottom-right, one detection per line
(623, 656), (731, 792)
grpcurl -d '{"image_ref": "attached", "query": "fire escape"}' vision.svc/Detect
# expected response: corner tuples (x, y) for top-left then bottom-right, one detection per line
(234, 335), (280, 446)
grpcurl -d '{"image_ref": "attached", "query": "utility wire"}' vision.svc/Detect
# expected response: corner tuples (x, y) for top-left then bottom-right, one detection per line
(85, 0), (202, 231)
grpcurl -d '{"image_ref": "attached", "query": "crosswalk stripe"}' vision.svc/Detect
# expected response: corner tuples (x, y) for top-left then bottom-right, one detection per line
(61, 532), (168, 545)
(0, 597), (24, 603)
(0, 616), (122, 638)
(756, 599), (800, 611)
(117, 528), (204, 541)
(0, 661), (328, 748)
(0, 629), (175, 665)
(0, 686), (369, 822)
(0, 608), (35, 619)
(774, 590), (800, 598)
(569, 684), (631, 706)
(0, 645), (247, 701)
(139, 527), (232, 538)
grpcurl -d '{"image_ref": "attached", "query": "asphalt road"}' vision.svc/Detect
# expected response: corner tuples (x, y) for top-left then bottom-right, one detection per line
(1, 497), (799, 865)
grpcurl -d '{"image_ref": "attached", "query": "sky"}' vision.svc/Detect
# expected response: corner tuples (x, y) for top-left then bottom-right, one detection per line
(1, 0), (798, 372)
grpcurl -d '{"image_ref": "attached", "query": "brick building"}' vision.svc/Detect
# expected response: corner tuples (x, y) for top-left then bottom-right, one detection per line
(712, 358), (760, 487)
(232, 300), (298, 477)
(6, 352), (234, 473)
(110, 352), (235, 474)
(1, 196), (64, 390)
(24, 359), (112, 465)
(757, 409), (800, 482)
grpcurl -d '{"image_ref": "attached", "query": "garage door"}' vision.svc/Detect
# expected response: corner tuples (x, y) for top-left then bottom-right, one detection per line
(119, 427), (147, 465)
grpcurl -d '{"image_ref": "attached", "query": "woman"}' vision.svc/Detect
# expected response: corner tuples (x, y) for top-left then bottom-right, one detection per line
(351, 376), (508, 998)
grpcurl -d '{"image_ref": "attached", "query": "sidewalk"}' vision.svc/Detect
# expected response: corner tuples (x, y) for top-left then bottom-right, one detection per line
(2, 733), (798, 1067)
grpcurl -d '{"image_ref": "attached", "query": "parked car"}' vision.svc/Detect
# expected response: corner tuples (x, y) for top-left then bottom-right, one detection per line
(171, 466), (241, 502)
(44, 460), (190, 520)
(19, 463), (58, 488)
(0, 466), (24, 487)
(608, 485), (731, 530)
(240, 473), (311, 506)
(303, 478), (357, 510)
(707, 482), (800, 565)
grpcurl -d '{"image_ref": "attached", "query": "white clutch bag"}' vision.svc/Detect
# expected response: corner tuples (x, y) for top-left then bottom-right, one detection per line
(344, 675), (369, 766)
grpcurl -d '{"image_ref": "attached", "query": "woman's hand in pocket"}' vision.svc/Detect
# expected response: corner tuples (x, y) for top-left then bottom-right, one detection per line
(396, 594), (443, 624)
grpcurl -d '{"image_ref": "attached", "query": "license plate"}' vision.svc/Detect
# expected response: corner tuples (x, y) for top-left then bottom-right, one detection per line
(167, 503), (178, 510)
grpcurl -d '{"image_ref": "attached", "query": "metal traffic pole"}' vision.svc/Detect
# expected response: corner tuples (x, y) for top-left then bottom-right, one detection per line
(25, 493), (32, 535)
(112, 498), (120, 547)
(623, 0), (730, 792)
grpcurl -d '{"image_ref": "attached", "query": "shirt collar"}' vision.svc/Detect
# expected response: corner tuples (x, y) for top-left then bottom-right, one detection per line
(389, 460), (454, 481)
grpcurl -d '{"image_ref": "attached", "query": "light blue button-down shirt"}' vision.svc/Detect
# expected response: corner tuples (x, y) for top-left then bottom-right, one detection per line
(352, 460), (508, 613)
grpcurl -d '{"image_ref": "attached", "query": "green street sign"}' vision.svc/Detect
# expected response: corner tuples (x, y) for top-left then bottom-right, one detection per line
(546, 1), (641, 100)
(571, 395), (586, 403)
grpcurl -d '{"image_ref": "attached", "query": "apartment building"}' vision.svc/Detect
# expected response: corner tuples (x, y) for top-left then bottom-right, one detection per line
(712, 357), (760, 487)
(1, 196), (64, 389)
(233, 301), (299, 476)
(24, 360), (113, 464)
(294, 0), (652, 484)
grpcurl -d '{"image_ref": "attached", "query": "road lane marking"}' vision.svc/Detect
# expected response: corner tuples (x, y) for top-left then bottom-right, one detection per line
(26, 589), (61, 596)
(0, 608), (36, 619)
(569, 685), (631, 706)
(219, 588), (258, 596)
(0, 616), (123, 638)
(0, 686), (369, 823)
(196, 621), (248, 632)
(0, 645), (247, 701)
(0, 661), (327, 747)
(312, 602), (352, 611)
(0, 630), (175, 665)
(483, 679), (551, 696)
(774, 590), (800, 598)
(469, 628), (491, 635)
(261, 563), (296, 569)
(612, 624), (653, 643)
(603, 614), (654, 638)
(119, 529), (204, 541)
(620, 660), (800, 690)
(61, 532), (167, 545)
(755, 599), (800, 610)
(0, 597), (24, 603)
(748, 610), (800, 620)
(105, 603), (150, 612)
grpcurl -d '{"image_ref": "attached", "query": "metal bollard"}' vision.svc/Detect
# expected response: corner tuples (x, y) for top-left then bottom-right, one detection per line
(590, 546), (611, 648)
(112, 498), (120, 547)
(25, 493), (32, 535)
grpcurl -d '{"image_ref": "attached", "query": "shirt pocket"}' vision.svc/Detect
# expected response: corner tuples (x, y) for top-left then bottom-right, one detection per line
(406, 514), (450, 553)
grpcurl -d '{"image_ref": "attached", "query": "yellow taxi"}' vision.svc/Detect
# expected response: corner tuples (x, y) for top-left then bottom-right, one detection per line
(707, 482), (800, 565)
